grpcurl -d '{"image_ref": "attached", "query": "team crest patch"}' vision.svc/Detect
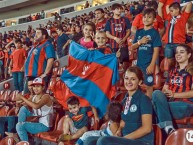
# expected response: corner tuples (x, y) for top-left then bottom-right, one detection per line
(130, 104), (137, 112)
(146, 35), (151, 40)
(33, 49), (38, 55)
(147, 76), (153, 83)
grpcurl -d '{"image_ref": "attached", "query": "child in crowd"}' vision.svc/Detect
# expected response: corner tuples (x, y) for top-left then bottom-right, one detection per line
(186, 12), (193, 43)
(94, 31), (112, 54)
(58, 96), (99, 143)
(3, 48), (9, 80)
(131, 8), (162, 98)
(75, 101), (122, 145)
(0, 47), (4, 80)
(9, 39), (27, 92)
(162, 2), (192, 69)
(105, 3), (131, 71)
(79, 22), (97, 49)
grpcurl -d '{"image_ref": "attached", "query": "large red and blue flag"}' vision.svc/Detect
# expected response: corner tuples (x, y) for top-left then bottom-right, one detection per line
(51, 41), (119, 117)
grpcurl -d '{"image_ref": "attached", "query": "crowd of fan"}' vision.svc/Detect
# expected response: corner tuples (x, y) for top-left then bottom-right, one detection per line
(0, 0), (193, 144)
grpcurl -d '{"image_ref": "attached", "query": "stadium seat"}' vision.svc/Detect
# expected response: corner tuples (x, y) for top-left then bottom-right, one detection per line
(128, 49), (137, 61)
(0, 106), (9, 116)
(3, 82), (10, 90)
(0, 136), (15, 145)
(33, 112), (60, 138)
(160, 58), (169, 73)
(174, 117), (191, 125)
(7, 107), (19, 116)
(52, 60), (60, 77)
(100, 122), (108, 130)
(47, 77), (58, 91)
(116, 71), (126, 91)
(165, 128), (193, 145)
(39, 116), (65, 142)
(8, 90), (19, 106)
(0, 90), (5, 96)
(39, 112), (99, 143)
(16, 141), (30, 145)
(59, 112), (99, 145)
(187, 42), (193, 48)
(127, 34), (134, 46)
(57, 66), (66, 76)
(52, 67), (59, 78)
(0, 90), (12, 105)
(189, 117), (193, 125)
(54, 60), (60, 67)
(87, 111), (99, 130)
(123, 62), (130, 71)
(153, 73), (162, 90)
(112, 91), (126, 102)
(153, 125), (162, 145)
(132, 59), (137, 66)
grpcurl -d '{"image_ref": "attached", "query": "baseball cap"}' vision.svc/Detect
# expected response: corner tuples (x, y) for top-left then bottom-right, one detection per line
(32, 77), (45, 86)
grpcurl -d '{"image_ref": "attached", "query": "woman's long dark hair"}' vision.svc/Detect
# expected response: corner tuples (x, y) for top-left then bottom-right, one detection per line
(176, 44), (193, 75)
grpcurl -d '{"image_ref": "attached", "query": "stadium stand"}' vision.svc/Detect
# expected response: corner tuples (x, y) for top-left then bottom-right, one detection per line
(0, 0), (192, 145)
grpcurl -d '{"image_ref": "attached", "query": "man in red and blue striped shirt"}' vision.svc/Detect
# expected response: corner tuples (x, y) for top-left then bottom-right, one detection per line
(24, 28), (56, 93)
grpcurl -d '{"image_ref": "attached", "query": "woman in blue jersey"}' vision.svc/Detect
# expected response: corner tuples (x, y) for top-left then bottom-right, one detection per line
(84, 66), (154, 145)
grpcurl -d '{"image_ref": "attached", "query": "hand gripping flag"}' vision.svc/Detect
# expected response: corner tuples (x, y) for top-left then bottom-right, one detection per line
(51, 41), (119, 117)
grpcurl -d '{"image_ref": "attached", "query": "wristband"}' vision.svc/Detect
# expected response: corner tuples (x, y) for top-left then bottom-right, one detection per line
(137, 41), (141, 45)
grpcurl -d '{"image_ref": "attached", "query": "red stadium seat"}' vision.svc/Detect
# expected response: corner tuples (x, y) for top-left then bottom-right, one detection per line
(132, 59), (137, 66)
(0, 106), (9, 116)
(0, 90), (5, 95)
(160, 58), (169, 73)
(33, 112), (60, 138)
(8, 90), (19, 106)
(116, 72), (126, 91)
(0, 136), (15, 145)
(0, 90), (11, 104)
(60, 113), (99, 145)
(112, 91), (126, 102)
(52, 60), (60, 77)
(128, 49), (137, 61)
(39, 116), (65, 142)
(57, 66), (66, 76)
(100, 122), (108, 130)
(3, 82), (10, 90)
(52, 67), (59, 77)
(153, 125), (162, 145)
(7, 107), (19, 116)
(54, 60), (60, 68)
(165, 128), (193, 145)
(189, 117), (193, 125)
(127, 34), (134, 46)
(174, 117), (191, 125)
(153, 73), (162, 90)
(39, 111), (99, 143)
(87, 111), (99, 130)
(187, 42), (193, 48)
(47, 77), (58, 91)
(16, 141), (30, 145)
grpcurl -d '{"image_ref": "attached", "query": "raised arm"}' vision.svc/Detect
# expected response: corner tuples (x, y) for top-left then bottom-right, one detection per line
(20, 94), (51, 109)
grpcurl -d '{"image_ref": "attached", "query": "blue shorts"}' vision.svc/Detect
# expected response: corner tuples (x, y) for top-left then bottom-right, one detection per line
(141, 68), (154, 86)
(164, 43), (178, 58)
(0, 60), (3, 66)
